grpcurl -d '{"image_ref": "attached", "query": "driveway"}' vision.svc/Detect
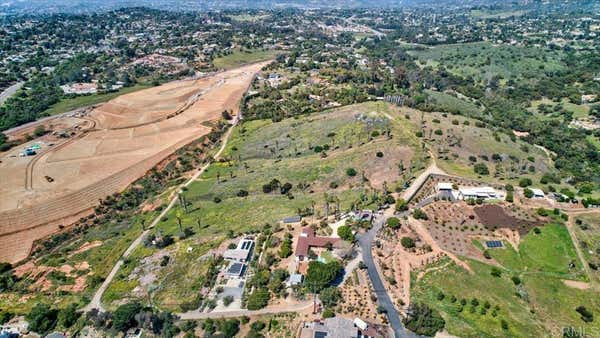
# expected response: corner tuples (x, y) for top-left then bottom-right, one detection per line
(358, 213), (419, 338)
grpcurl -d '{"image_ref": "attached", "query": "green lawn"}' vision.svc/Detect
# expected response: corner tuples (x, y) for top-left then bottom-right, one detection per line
(408, 42), (565, 86)
(412, 221), (596, 337)
(572, 213), (600, 283)
(529, 98), (591, 119)
(424, 90), (483, 118)
(41, 84), (152, 116)
(587, 135), (600, 150)
(213, 49), (280, 70)
(519, 223), (585, 279)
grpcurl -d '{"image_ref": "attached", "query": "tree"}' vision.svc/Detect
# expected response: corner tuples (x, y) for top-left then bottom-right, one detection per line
(524, 188), (534, 198)
(247, 289), (270, 310)
(491, 267), (502, 277)
(57, 303), (79, 329)
(387, 217), (401, 229)
(519, 178), (533, 187)
(305, 260), (342, 292)
(576, 306), (593, 323)
(337, 225), (354, 241)
(26, 303), (58, 335)
(395, 198), (408, 212)
(474, 163), (489, 175)
(403, 303), (445, 336)
(401, 237), (415, 249)
(412, 209), (428, 220)
(112, 302), (142, 332)
(320, 287), (342, 307)
(346, 168), (357, 177)
(33, 125), (47, 137)
(218, 319), (240, 337)
(322, 308), (335, 318)
(221, 110), (232, 120)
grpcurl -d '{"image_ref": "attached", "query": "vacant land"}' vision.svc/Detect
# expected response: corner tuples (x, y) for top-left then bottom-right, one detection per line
(572, 213), (600, 283)
(213, 49), (281, 70)
(529, 98), (591, 119)
(409, 42), (564, 85)
(422, 201), (542, 262)
(424, 90), (484, 118)
(475, 204), (542, 235)
(400, 107), (553, 185)
(101, 102), (425, 310)
(0, 62), (269, 263)
(412, 220), (596, 337)
(40, 84), (153, 117)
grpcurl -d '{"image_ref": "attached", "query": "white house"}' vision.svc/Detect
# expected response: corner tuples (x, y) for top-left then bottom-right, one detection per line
(458, 186), (501, 200)
(529, 188), (545, 199)
(223, 238), (254, 263)
(436, 182), (453, 192)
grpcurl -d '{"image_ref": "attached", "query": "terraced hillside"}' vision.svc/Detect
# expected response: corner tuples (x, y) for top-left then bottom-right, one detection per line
(0, 62), (268, 263)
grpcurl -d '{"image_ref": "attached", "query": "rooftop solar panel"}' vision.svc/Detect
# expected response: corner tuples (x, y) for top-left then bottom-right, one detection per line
(227, 262), (244, 275)
(485, 240), (503, 248)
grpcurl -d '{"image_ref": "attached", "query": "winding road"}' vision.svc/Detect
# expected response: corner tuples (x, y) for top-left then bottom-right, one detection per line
(84, 112), (241, 312)
(359, 214), (418, 338)
(357, 164), (439, 338)
(0, 82), (24, 105)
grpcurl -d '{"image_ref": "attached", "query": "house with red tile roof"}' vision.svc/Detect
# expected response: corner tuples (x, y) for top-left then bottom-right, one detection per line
(295, 227), (341, 262)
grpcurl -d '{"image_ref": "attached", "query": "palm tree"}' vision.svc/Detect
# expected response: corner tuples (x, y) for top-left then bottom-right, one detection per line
(175, 211), (183, 233)
(324, 193), (330, 219)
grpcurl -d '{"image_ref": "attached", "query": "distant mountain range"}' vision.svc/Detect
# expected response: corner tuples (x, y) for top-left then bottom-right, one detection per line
(0, 0), (503, 15)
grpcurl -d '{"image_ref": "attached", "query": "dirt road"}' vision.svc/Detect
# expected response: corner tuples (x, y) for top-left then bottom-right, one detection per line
(0, 62), (267, 264)
(85, 109), (242, 312)
(564, 209), (600, 287)
(401, 161), (446, 202)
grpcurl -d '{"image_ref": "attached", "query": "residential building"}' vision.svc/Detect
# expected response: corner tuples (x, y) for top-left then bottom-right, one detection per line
(299, 317), (384, 338)
(223, 237), (254, 263)
(295, 227), (340, 262)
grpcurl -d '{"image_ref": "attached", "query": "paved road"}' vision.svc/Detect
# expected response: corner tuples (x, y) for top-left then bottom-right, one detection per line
(178, 300), (312, 320)
(0, 82), (24, 105)
(84, 113), (241, 312)
(401, 162), (445, 202)
(359, 212), (418, 338)
(356, 161), (444, 337)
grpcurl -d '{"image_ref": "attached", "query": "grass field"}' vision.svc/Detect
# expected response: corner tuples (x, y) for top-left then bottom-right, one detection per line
(587, 135), (600, 150)
(102, 102), (425, 310)
(470, 9), (529, 19)
(412, 221), (598, 337)
(400, 106), (554, 186)
(572, 213), (600, 283)
(424, 90), (483, 118)
(167, 102), (423, 230)
(0, 211), (157, 314)
(529, 98), (591, 119)
(227, 14), (271, 22)
(41, 84), (152, 116)
(408, 42), (564, 85)
(213, 49), (280, 70)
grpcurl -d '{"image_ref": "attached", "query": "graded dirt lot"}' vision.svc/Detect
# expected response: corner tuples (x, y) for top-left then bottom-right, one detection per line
(0, 61), (269, 263)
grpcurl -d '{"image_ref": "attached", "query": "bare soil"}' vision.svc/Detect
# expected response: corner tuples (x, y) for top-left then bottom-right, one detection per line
(0, 62), (269, 264)
(474, 204), (542, 235)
